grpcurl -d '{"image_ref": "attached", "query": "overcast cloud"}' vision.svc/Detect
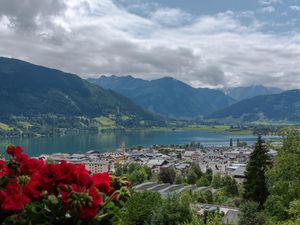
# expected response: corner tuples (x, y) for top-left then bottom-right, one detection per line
(0, 0), (300, 89)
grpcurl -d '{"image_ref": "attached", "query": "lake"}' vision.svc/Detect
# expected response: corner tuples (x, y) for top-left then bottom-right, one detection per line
(0, 130), (281, 156)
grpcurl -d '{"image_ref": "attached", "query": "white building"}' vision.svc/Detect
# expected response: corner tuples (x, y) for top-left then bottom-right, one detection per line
(82, 161), (110, 174)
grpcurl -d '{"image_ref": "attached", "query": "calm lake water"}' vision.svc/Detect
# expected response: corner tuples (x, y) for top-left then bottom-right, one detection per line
(0, 130), (281, 156)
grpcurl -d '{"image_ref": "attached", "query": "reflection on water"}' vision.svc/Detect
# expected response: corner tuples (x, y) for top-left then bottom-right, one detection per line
(0, 130), (281, 156)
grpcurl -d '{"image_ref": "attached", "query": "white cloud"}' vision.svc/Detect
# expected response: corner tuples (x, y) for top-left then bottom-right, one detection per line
(259, 0), (282, 5)
(261, 6), (275, 13)
(290, 5), (300, 11)
(0, 0), (300, 90)
(150, 7), (193, 27)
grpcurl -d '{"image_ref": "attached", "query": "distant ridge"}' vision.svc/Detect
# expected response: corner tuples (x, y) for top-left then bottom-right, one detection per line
(0, 57), (162, 127)
(208, 90), (300, 122)
(88, 75), (236, 119)
(223, 85), (282, 101)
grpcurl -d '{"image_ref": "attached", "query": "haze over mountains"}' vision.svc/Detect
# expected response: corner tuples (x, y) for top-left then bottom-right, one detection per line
(223, 86), (282, 101)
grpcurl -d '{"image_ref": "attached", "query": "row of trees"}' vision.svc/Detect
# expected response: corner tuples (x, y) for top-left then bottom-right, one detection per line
(239, 129), (300, 225)
(122, 190), (225, 225)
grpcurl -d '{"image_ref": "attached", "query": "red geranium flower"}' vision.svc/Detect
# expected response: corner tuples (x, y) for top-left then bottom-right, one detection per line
(23, 175), (43, 199)
(0, 190), (7, 205)
(1, 193), (30, 212)
(0, 160), (8, 177)
(20, 158), (44, 176)
(6, 145), (23, 156)
(80, 186), (102, 219)
(61, 184), (102, 219)
(92, 172), (111, 195)
(5, 179), (20, 195)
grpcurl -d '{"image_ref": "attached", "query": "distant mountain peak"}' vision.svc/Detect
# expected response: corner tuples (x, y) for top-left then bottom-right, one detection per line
(223, 85), (283, 101)
(208, 89), (300, 122)
(88, 75), (236, 119)
(0, 57), (160, 126)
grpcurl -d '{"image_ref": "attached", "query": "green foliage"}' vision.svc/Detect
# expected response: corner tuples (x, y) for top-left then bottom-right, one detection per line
(205, 212), (224, 225)
(190, 163), (203, 178)
(175, 174), (186, 184)
(123, 191), (162, 225)
(238, 201), (260, 225)
(211, 174), (239, 197)
(128, 169), (147, 186)
(212, 190), (237, 206)
(180, 212), (224, 225)
(222, 176), (239, 197)
(180, 214), (205, 225)
(151, 195), (193, 225)
(158, 167), (176, 184)
(196, 177), (210, 187)
(205, 168), (213, 184)
(193, 190), (213, 204)
(280, 199), (300, 225)
(187, 170), (198, 184)
(243, 136), (269, 206)
(114, 163), (149, 186)
(237, 141), (247, 147)
(265, 129), (300, 222)
(211, 173), (223, 189)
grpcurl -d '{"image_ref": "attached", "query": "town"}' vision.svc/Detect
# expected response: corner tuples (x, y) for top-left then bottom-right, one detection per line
(38, 139), (279, 225)
(39, 139), (278, 180)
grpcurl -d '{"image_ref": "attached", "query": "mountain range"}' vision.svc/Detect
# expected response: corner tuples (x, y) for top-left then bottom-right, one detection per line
(0, 57), (161, 127)
(223, 85), (282, 101)
(209, 90), (300, 122)
(0, 57), (299, 126)
(88, 75), (236, 119)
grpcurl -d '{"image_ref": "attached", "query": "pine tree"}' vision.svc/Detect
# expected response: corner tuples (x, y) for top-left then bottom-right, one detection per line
(243, 135), (269, 207)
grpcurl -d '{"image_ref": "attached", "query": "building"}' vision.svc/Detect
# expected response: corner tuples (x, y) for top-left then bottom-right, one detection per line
(82, 161), (110, 174)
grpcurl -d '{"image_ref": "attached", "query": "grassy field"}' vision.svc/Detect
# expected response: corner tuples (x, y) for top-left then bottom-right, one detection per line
(130, 124), (253, 135)
(17, 121), (32, 129)
(182, 125), (252, 134)
(94, 116), (116, 127)
(0, 122), (12, 131)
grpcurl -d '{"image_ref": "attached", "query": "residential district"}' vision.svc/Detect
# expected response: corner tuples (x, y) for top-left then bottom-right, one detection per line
(38, 139), (279, 225)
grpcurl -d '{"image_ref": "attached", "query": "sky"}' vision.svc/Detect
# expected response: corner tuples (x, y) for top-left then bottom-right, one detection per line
(0, 0), (300, 89)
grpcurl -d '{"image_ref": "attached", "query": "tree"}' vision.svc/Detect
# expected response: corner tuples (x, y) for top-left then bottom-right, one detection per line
(187, 170), (198, 184)
(196, 177), (210, 187)
(211, 173), (223, 189)
(281, 199), (300, 225)
(123, 191), (162, 225)
(265, 129), (300, 222)
(151, 195), (193, 225)
(128, 167), (147, 185)
(159, 167), (176, 184)
(175, 174), (186, 184)
(205, 168), (213, 184)
(190, 163), (203, 178)
(237, 141), (247, 147)
(239, 201), (260, 225)
(222, 175), (239, 196)
(193, 190), (213, 204)
(243, 135), (268, 206)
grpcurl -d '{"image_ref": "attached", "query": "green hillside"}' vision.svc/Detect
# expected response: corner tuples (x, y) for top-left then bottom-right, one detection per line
(208, 90), (300, 123)
(88, 76), (236, 119)
(0, 57), (164, 135)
